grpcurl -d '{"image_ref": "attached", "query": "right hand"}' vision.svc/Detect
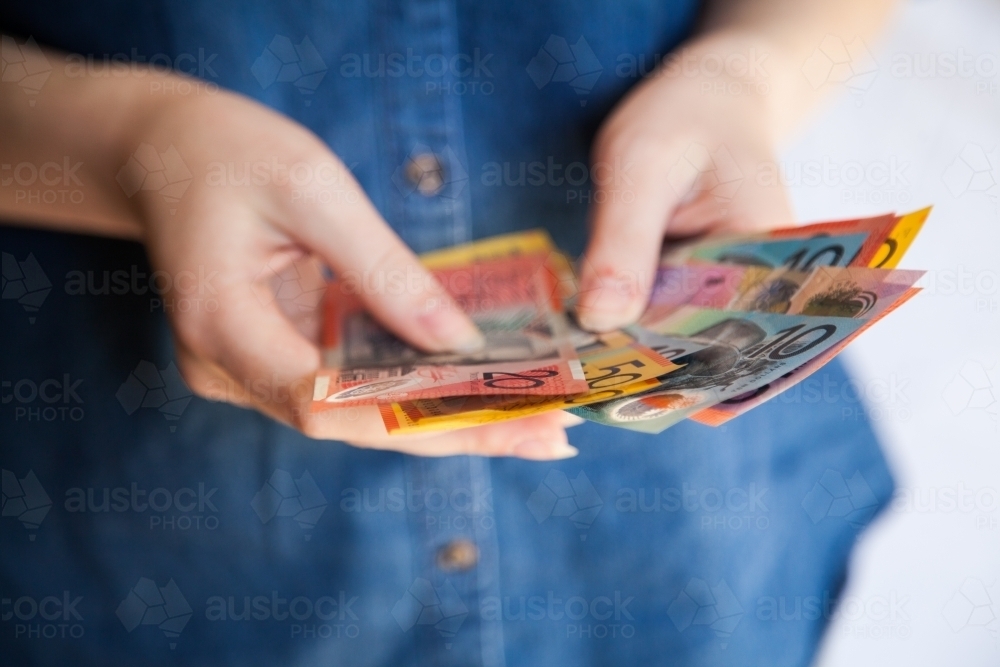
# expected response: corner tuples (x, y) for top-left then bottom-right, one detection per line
(123, 89), (580, 459)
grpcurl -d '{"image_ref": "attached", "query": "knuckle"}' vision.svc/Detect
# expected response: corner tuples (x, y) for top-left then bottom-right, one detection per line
(299, 409), (350, 441)
(172, 315), (213, 361)
(298, 414), (324, 439)
(366, 243), (412, 278)
(595, 127), (658, 163)
(174, 358), (217, 401)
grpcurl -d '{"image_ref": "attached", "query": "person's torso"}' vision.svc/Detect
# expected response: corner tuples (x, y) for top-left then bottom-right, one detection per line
(2, 0), (700, 252)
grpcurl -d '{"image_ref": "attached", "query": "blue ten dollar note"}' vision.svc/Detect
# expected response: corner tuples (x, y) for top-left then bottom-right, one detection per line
(569, 307), (864, 433)
(689, 234), (869, 269)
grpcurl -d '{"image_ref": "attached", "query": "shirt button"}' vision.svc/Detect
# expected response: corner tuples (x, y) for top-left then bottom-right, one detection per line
(437, 539), (478, 572)
(404, 153), (445, 196)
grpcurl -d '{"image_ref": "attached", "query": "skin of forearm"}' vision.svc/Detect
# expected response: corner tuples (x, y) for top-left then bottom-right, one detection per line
(0, 49), (188, 239)
(692, 0), (900, 141)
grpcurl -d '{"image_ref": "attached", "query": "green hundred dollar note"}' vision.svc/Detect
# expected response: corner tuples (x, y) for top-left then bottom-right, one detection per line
(568, 306), (864, 434)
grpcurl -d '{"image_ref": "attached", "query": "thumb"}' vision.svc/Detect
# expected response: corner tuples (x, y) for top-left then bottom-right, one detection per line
(576, 136), (694, 332)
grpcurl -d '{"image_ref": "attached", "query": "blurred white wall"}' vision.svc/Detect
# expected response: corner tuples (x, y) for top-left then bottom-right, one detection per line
(778, 0), (1000, 664)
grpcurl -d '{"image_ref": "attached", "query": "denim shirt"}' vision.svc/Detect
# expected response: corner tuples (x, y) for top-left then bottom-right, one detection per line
(1, 2), (893, 666)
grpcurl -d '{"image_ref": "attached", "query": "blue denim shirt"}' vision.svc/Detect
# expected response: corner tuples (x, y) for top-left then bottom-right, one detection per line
(1, 2), (893, 665)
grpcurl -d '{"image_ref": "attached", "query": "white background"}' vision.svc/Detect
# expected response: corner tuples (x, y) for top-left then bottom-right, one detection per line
(776, 0), (1000, 664)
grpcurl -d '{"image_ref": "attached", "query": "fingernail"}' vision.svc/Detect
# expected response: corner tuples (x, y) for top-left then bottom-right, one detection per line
(417, 304), (485, 353)
(511, 439), (579, 460)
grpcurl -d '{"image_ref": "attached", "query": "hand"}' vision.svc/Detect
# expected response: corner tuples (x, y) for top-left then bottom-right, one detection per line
(125, 90), (579, 458)
(576, 34), (795, 332)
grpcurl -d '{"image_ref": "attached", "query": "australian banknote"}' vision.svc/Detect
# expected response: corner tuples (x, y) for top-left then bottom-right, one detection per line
(690, 287), (921, 426)
(661, 212), (899, 270)
(729, 265), (924, 317)
(569, 306), (866, 433)
(378, 329), (680, 433)
(312, 232), (587, 407)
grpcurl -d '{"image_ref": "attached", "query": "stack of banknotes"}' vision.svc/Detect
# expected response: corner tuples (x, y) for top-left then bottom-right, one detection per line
(311, 208), (930, 435)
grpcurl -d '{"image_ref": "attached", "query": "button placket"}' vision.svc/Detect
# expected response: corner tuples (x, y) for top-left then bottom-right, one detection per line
(374, 0), (474, 255)
(373, 0), (504, 664)
(403, 453), (505, 667)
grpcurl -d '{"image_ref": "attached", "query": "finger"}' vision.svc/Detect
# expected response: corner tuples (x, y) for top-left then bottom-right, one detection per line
(667, 190), (730, 237)
(373, 418), (577, 460)
(559, 412), (586, 428)
(576, 134), (693, 332)
(305, 408), (580, 460)
(163, 236), (321, 426)
(273, 161), (484, 354)
(717, 166), (794, 234)
(669, 148), (793, 236)
(253, 249), (326, 345)
(174, 343), (254, 407)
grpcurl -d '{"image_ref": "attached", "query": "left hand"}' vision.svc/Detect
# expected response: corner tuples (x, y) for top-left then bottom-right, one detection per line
(575, 34), (795, 332)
